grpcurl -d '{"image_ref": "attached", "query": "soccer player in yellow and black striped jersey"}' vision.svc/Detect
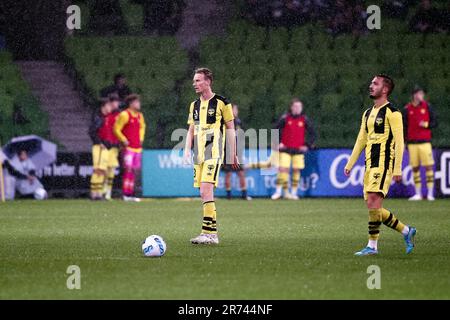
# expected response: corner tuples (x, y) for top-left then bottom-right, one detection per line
(184, 68), (239, 245)
(345, 74), (416, 256)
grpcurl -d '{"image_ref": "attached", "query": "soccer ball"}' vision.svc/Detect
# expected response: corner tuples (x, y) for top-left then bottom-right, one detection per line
(142, 235), (167, 257)
(34, 188), (47, 200)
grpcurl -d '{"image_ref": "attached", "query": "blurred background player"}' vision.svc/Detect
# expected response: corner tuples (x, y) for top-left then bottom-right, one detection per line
(114, 94), (146, 202)
(345, 74), (416, 256)
(271, 98), (315, 200)
(102, 94), (121, 200)
(2, 150), (47, 200)
(403, 86), (437, 201)
(184, 68), (239, 245)
(100, 73), (132, 108)
(88, 98), (111, 200)
(222, 104), (251, 200)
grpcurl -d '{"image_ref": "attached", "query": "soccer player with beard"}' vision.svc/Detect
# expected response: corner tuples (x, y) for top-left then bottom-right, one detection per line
(345, 74), (416, 256)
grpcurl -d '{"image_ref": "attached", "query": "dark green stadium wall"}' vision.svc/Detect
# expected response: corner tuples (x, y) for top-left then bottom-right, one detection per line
(64, 19), (450, 148)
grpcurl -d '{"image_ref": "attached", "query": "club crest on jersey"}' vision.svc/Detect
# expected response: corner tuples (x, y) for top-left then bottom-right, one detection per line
(298, 121), (304, 127)
(375, 117), (383, 125)
(421, 109), (426, 114)
(373, 173), (381, 179)
(207, 109), (215, 116)
(206, 164), (215, 176)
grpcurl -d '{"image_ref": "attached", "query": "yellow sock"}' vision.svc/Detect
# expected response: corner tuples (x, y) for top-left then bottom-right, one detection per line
(381, 208), (406, 233)
(104, 167), (116, 195)
(90, 172), (105, 197)
(202, 201), (217, 234)
(291, 171), (300, 190)
(276, 172), (289, 192)
(426, 169), (434, 191)
(413, 170), (421, 192)
(212, 205), (217, 233)
(368, 209), (382, 240)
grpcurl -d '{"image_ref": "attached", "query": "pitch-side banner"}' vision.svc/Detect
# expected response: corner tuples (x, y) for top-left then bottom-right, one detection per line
(142, 149), (450, 198)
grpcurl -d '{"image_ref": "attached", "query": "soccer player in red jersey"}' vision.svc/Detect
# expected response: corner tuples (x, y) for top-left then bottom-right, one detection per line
(113, 94), (146, 202)
(403, 86), (438, 201)
(271, 98), (315, 200)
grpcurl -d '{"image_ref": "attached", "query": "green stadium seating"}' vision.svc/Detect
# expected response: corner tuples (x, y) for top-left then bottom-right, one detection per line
(65, 36), (189, 148)
(64, 19), (449, 148)
(120, 0), (144, 33)
(0, 51), (50, 143)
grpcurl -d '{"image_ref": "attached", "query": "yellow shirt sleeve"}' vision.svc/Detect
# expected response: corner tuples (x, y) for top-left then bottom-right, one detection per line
(187, 102), (194, 125)
(222, 102), (234, 123)
(389, 110), (404, 176)
(113, 111), (129, 143)
(345, 111), (368, 171)
(139, 112), (146, 143)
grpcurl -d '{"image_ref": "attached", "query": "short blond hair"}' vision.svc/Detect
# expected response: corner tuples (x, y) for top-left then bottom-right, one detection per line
(194, 67), (213, 83)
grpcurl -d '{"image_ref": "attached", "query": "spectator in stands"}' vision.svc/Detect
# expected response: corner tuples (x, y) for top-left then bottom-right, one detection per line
(351, 3), (368, 36)
(325, 0), (354, 35)
(284, 0), (309, 27)
(87, 0), (127, 35)
(2, 150), (47, 200)
(141, 0), (185, 35)
(437, 3), (450, 33)
(383, 0), (410, 19)
(409, 0), (441, 33)
(100, 73), (132, 106)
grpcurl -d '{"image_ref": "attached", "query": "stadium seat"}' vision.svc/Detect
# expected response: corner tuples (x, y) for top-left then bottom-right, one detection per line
(290, 25), (312, 50)
(0, 51), (49, 142)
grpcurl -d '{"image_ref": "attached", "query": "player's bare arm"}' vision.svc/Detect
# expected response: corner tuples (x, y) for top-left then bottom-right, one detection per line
(184, 124), (194, 164)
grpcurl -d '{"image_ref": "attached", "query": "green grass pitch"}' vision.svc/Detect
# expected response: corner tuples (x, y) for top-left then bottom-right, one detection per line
(1, 198), (449, 299)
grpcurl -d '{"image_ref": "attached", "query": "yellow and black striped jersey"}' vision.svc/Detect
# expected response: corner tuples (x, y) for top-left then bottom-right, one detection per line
(187, 94), (234, 164)
(346, 101), (404, 176)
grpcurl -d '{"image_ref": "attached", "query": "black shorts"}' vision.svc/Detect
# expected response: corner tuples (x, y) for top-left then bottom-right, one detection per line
(221, 164), (244, 172)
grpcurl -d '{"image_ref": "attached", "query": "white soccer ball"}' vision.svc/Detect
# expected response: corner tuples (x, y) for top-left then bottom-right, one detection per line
(142, 235), (167, 257)
(34, 188), (47, 200)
